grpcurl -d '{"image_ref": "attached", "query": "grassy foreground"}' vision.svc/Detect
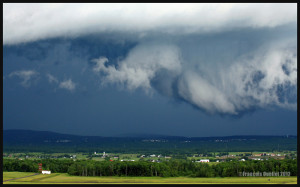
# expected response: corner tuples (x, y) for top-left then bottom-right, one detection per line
(3, 172), (297, 184)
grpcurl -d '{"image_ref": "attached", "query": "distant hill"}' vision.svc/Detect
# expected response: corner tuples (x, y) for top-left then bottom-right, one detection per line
(115, 132), (160, 138)
(3, 129), (297, 153)
(4, 129), (83, 144)
(114, 132), (179, 138)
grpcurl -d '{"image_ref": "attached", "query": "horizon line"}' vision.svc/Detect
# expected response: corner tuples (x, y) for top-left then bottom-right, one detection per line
(3, 128), (297, 138)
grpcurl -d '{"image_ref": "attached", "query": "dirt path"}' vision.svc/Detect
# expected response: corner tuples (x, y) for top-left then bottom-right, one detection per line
(3, 173), (40, 182)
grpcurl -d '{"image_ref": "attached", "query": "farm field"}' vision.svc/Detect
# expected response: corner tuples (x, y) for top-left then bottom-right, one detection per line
(3, 172), (297, 184)
(3, 172), (37, 181)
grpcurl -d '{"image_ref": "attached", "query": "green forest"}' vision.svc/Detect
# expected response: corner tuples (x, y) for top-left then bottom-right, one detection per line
(3, 158), (297, 177)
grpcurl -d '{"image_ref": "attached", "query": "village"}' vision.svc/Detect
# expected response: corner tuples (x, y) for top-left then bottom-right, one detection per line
(3, 150), (297, 176)
(3, 150), (297, 164)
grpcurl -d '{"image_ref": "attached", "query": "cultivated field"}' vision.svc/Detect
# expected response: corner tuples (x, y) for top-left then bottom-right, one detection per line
(3, 172), (297, 184)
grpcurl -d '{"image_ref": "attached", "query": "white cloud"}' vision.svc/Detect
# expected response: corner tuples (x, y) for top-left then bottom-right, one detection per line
(91, 39), (297, 115)
(91, 57), (109, 73)
(3, 3), (297, 45)
(224, 44), (297, 111)
(178, 72), (237, 114)
(92, 42), (182, 92)
(59, 79), (76, 91)
(47, 74), (77, 92)
(9, 70), (39, 87)
(46, 73), (59, 84)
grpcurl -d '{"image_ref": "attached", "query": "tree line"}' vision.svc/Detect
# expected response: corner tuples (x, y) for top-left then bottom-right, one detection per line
(3, 158), (297, 177)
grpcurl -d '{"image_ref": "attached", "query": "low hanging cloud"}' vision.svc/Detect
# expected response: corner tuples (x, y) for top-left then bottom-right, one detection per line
(91, 43), (182, 92)
(222, 46), (297, 112)
(9, 70), (39, 87)
(92, 39), (297, 115)
(59, 79), (76, 91)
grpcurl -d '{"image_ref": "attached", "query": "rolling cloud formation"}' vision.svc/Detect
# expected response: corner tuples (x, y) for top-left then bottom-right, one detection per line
(3, 3), (297, 115)
(92, 39), (297, 115)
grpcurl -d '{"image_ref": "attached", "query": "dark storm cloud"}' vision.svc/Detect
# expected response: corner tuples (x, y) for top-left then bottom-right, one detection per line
(3, 3), (297, 116)
(90, 25), (296, 115)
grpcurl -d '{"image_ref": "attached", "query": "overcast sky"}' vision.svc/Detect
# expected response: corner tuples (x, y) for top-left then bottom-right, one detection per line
(3, 3), (297, 137)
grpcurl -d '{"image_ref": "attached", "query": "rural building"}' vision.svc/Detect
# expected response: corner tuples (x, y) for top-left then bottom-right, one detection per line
(196, 159), (210, 162)
(42, 170), (51, 174)
(200, 159), (209, 162)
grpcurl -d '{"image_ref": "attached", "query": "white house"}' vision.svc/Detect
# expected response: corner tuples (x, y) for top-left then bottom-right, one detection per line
(200, 159), (210, 162)
(42, 170), (51, 174)
(196, 159), (210, 163)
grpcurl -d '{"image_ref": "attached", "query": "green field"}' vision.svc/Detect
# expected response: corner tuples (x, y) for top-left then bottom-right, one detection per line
(3, 172), (297, 184)
(3, 172), (37, 181)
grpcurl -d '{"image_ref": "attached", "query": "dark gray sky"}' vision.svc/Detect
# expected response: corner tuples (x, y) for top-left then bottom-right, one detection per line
(3, 3), (297, 137)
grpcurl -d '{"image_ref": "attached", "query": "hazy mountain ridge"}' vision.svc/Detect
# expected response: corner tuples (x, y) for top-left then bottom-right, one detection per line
(3, 129), (297, 153)
(4, 129), (296, 142)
